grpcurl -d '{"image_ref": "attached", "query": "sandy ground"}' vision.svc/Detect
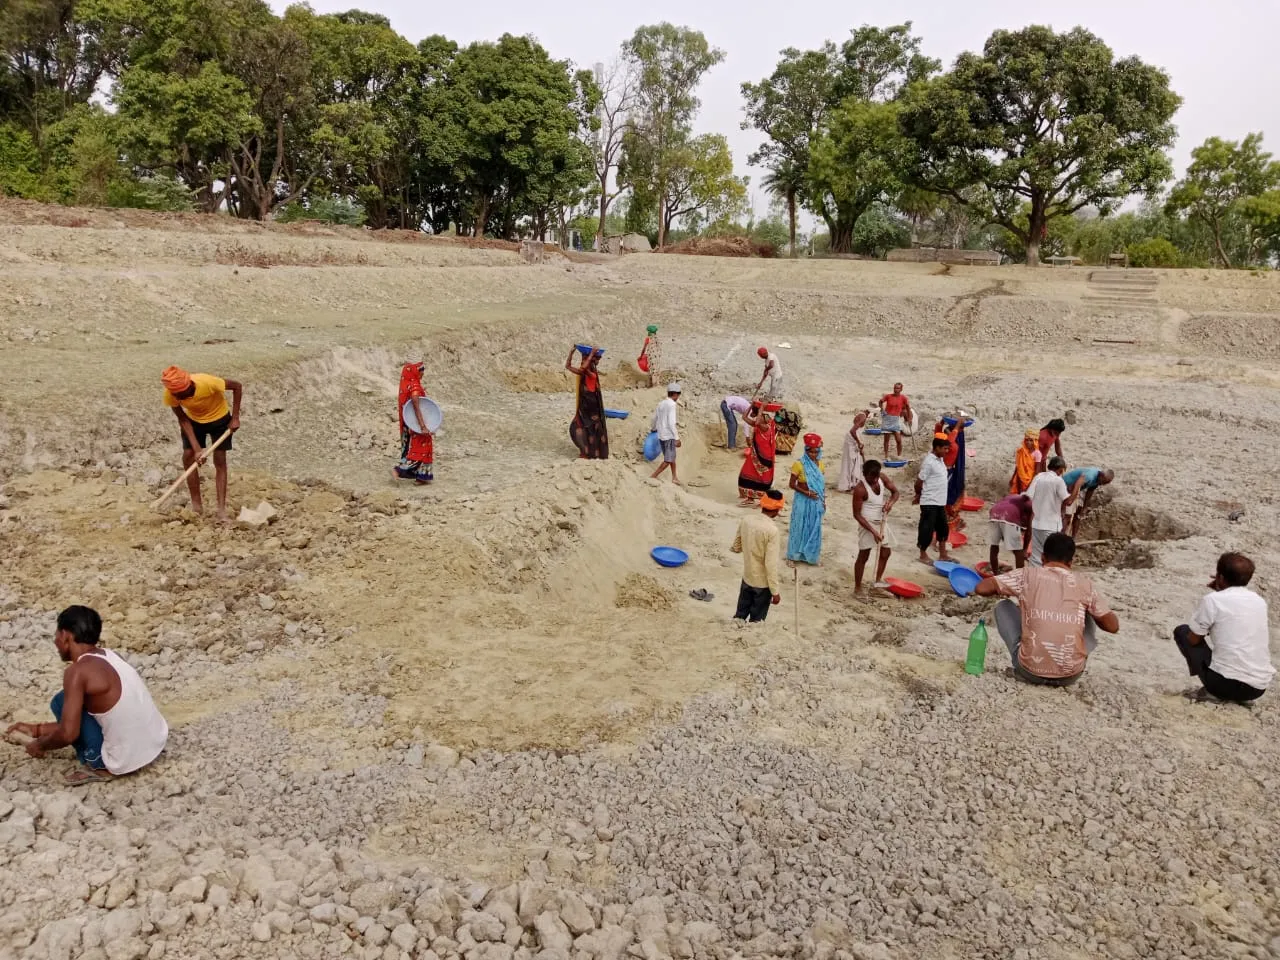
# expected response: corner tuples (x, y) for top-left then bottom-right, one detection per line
(2, 201), (1280, 960)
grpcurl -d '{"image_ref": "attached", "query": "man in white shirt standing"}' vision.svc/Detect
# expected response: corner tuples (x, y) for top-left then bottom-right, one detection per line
(914, 435), (953, 564)
(650, 383), (682, 485)
(1175, 553), (1274, 704)
(1026, 456), (1072, 566)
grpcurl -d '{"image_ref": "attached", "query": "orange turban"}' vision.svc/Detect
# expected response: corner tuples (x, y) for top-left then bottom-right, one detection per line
(760, 492), (785, 511)
(161, 366), (192, 394)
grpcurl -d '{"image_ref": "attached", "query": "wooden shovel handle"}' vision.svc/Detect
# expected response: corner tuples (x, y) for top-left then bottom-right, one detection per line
(152, 429), (232, 509)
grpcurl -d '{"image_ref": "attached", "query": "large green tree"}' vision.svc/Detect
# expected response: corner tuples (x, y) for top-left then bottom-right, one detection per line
(741, 45), (838, 257)
(423, 33), (596, 238)
(621, 23), (723, 248)
(899, 26), (1181, 266)
(286, 6), (420, 228)
(741, 24), (937, 255)
(808, 99), (905, 253)
(1166, 133), (1280, 268)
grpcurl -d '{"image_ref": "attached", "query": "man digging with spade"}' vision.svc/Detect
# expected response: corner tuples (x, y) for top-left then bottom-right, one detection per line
(161, 366), (242, 522)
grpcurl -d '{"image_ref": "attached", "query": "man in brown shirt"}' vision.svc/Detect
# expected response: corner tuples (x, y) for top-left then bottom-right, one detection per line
(975, 533), (1120, 685)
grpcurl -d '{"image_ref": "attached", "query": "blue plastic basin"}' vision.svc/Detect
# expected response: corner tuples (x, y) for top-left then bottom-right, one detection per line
(604, 409), (630, 419)
(933, 560), (962, 577)
(651, 546), (689, 568)
(884, 458), (909, 468)
(948, 567), (984, 597)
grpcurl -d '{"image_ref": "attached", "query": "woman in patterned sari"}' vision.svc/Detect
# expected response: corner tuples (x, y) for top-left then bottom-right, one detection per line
(737, 404), (778, 505)
(566, 347), (609, 459)
(395, 361), (434, 484)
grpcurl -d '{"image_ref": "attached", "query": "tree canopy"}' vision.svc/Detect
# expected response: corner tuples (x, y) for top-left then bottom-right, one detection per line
(898, 26), (1181, 265)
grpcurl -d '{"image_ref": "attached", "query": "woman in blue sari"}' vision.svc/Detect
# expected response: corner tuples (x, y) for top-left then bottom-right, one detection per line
(786, 433), (826, 564)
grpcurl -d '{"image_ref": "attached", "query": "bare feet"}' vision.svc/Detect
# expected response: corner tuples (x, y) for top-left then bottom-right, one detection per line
(215, 509), (230, 526)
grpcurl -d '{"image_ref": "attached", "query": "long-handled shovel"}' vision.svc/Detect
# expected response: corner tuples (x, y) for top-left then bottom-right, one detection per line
(152, 429), (231, 509)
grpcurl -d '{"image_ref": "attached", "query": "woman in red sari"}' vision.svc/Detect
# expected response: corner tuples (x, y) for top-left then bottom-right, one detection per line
(737, 404), (778, 504)
(566, 347), (609, 459)
(396, 362), (434, 484)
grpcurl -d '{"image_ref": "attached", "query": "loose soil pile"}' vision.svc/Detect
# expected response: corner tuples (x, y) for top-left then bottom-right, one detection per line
(662, 236), (776, 258)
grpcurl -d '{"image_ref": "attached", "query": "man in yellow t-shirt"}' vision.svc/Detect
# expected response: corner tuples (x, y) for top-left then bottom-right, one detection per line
(160, 366), (243, 522)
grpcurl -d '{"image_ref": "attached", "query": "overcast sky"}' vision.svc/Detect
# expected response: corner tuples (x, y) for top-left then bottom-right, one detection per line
(274, 0), (1279, 219)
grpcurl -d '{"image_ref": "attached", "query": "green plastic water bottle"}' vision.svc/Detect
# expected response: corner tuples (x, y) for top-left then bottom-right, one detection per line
(964, 618), (989, 675)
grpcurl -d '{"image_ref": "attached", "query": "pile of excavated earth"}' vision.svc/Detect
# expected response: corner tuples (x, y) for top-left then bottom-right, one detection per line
(2, 200), (1280, 960)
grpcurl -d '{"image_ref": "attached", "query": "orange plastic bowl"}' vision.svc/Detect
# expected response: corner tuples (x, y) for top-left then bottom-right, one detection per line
(948, 530), (969, 547)
(960, 496), (985, 512)
(884, 577), (924, 599)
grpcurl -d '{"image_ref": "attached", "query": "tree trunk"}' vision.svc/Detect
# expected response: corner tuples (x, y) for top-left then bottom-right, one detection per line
(830, 220), (854, 254)
(787, 190), (797, 258)
(1025, 200), (1046, 266)
(475, 195), (489, 237)
(597, 173), (609, 250)
(1212, 221), (1232, 268)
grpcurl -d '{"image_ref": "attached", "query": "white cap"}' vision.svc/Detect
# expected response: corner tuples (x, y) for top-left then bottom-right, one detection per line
(667, 382), (682, 393)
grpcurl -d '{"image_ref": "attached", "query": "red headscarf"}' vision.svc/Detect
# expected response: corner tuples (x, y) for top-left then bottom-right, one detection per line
(803, 433), (822, 449)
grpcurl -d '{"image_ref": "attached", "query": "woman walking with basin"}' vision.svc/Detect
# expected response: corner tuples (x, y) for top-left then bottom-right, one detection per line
(566, 346), (609, 459)
(396, 361), (435, 484)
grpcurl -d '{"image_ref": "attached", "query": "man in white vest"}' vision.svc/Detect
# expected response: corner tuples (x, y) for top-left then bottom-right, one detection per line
(6, 605), (168, 785)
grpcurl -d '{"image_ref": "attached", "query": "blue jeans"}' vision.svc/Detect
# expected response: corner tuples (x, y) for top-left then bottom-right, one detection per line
(50, 691), (107, 769)
(721, 401), (739, 449)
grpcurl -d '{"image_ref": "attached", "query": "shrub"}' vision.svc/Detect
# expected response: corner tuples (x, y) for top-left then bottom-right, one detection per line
(1126, 237), (1180, 268)
(275, 196), (367, 227)
(106, 176), (196, 212)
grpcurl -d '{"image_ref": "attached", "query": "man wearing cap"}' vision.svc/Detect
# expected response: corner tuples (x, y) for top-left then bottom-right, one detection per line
(731, 489), (785, 622)
(755, 347), (784, 400)
(161, 366), (242, 522)
(650, 382), (682, 485)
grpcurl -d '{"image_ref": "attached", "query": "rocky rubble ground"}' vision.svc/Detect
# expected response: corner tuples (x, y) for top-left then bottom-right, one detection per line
(4, 586), (1280, 960)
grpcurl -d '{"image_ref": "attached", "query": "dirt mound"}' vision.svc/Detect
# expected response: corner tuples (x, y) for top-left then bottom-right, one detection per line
(662, 235), (776, 258)
(503, 362), (649, 393)
(614, 573), (676, 609)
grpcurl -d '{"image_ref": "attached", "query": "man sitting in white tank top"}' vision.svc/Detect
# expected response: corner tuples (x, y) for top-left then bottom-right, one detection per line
(6, 605), (168, 786)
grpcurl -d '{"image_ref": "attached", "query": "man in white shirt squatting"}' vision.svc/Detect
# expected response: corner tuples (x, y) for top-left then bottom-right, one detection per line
(650, 383), (682, 485)
(6, 605), (169, 785)
(1175, 553), (1274, 705)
